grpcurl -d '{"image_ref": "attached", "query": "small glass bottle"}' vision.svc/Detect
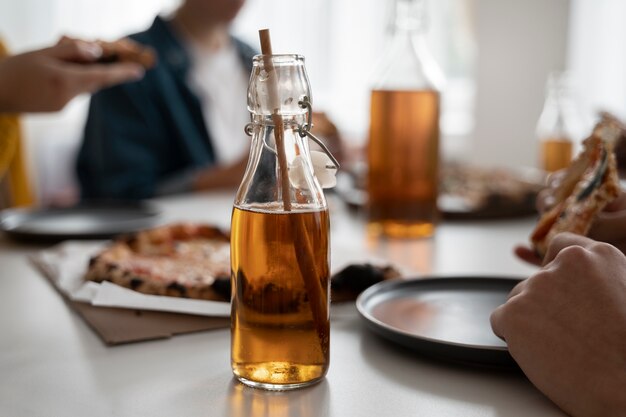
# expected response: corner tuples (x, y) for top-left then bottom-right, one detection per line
(367, 0), (445, 239)
(537, 72), (581, 172)
(230, 54), (330, 390)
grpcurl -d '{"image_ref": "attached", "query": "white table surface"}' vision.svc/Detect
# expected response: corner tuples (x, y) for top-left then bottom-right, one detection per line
(0, 192), (566, 417)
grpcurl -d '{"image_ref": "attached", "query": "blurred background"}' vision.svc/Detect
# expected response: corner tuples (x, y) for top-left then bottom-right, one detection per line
(0, 0), (624, 204)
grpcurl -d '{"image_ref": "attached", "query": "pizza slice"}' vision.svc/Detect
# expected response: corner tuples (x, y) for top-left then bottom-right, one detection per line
(85, 223), (230, 301)
(530, 114), (623, 258)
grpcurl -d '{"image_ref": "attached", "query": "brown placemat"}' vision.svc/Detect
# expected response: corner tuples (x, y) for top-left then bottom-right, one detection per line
(71, 301), (229, 345)
(31, 259), (230, 345)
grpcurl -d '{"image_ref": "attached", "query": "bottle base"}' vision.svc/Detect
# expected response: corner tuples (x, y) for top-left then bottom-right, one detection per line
(235, 375), (324, 391)
(232, 361), (327, 391)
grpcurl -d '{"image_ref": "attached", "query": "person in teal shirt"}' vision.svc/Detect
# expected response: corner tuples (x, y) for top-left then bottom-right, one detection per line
(77, 0), (255, 200)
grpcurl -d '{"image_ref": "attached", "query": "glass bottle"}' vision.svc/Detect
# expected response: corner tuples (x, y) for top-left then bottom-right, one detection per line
(367, 0), (445, 239)
(230, 54), (330, 390)
(537, 72), (581, 172)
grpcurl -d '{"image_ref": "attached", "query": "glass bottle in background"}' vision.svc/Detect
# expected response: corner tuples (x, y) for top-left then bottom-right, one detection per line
(367, 0), (445, 239)
(231, 54), (330, 390)
(537, 72), (582, 172)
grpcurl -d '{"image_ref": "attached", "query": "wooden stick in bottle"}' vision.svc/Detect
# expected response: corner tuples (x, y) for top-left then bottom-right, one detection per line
(258, 29), (329, 352)
(259, 29), (291, 211)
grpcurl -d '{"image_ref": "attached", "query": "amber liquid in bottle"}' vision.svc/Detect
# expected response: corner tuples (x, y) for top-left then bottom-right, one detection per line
(541, 137), (573, 172)
(367, 89), (440, 238)
(230, 204), (330, 389)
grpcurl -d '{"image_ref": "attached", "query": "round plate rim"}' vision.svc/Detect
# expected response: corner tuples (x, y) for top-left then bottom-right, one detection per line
(356, 276), (524, 362)
(0, 202), (161, 240)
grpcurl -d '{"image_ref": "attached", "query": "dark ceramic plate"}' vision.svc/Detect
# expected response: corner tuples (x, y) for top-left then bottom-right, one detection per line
(356, 276), (523, 368)
(0, 201), (160, 242)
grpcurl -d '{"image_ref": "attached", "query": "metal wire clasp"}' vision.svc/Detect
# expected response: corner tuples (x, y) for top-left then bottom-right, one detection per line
(297, 96), (340, 170)
(243, 95), (340, 170)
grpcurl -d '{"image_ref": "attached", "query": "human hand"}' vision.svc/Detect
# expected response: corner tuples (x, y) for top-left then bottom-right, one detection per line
(493, 233), (626, 416)
(0, 36), (146, 113)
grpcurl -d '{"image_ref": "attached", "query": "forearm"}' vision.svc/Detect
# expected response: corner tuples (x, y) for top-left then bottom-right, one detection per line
(155, 169), (197, 196)
(192, 161), (246, 191)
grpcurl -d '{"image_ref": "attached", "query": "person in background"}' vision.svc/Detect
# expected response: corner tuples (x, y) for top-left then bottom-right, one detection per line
(76, 0), (255, 200)
(492, 185), (626, 416)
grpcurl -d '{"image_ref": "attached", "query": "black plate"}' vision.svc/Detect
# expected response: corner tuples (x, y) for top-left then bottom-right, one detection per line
(356, 276), (523, 368)
(0, 201), (161, 242)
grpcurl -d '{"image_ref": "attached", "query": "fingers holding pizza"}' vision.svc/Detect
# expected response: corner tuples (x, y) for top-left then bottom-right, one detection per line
(57, 35), (156, 69)
(514, 232), (598, 267)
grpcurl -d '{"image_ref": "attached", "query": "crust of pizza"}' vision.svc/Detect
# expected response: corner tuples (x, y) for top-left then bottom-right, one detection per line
(85, 223), (230, 301)
(531, 115), (623, 258)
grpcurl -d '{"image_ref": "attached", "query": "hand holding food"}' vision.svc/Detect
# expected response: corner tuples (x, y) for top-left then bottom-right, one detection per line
(0, 36), (153, 113)
(56, 36), (155, 69)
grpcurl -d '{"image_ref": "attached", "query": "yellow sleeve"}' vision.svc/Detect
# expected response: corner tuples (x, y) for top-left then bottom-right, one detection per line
(0, 114), (18, 179)
(0, 39), (34, 207)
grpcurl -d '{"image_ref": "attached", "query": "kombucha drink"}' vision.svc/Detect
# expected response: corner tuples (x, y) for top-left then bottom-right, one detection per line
(541, 137), (573, 172)
(230, 204), (330, 390)
(367, 89), (440, 238)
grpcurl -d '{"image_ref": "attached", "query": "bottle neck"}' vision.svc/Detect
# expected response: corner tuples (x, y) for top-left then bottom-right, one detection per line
(235, 119), (326, 209)
(537, 80), (579, 140)
(250, 113), (307, 127)
(392, 0), (428, 34)
(371, 0), (443, 91)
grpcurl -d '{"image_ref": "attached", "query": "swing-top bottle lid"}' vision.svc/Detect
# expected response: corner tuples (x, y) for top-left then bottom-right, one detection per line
(248, 54), (311, 117)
